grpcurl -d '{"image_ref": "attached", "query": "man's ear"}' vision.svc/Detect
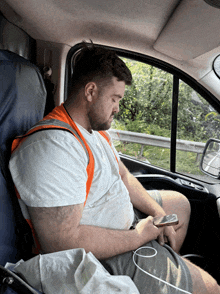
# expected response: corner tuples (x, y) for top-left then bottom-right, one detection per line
(85, 82), (98, 102)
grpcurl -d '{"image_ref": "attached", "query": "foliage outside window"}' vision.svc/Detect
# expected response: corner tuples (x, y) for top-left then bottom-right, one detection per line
(112, 57), (220, 182)
(176, 80), (220, 182)
(112, 58), (172, 170)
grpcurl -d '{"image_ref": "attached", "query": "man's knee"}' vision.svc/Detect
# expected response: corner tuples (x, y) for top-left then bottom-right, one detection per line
(193, 273), (220, 294)
(184, 258), (220, 294)
(161, 190), (191, 216)
(207, 278), (220, 294)
(175, 192), (191, 216)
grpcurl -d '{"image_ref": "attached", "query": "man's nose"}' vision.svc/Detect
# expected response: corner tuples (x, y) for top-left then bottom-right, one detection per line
(114, 102), (120, 114)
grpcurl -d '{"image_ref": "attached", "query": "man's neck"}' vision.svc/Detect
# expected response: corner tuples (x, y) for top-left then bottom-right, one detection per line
(64, 101), (92, 133)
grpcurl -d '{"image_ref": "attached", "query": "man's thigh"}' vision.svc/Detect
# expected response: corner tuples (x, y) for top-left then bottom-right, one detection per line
(147, 189), (190, 215)
(101, 240), (193, 294)
(159, 190), (190, 213)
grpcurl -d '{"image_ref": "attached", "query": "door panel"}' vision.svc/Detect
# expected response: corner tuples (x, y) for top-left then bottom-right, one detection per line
(120, 153), (220, 282)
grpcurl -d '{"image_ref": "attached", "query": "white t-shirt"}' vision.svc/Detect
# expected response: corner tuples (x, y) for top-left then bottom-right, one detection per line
(9, 124), (135, 230)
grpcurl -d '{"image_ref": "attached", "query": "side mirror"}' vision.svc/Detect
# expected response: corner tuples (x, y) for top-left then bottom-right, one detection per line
(200, 138), (220, 179)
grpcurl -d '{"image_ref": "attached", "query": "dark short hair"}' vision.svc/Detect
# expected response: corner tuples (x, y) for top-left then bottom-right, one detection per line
(70, 42), (132, 95)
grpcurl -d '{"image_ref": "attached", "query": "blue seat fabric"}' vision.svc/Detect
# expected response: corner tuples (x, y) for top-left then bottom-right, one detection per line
(0, 50), (46, 268)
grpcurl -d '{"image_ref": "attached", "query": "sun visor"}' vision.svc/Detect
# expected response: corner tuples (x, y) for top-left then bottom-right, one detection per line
(154, 0), (220, 61)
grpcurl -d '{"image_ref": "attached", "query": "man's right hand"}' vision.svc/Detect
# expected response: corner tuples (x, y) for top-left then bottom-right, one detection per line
(134, 216), (163, 246)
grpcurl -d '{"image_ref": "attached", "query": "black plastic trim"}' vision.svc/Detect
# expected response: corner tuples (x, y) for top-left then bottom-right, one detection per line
(135, 174), (209, 194)
(213, 54), (220, 79)
(170, 76), (179, 172)
(200, 138), (220, 179)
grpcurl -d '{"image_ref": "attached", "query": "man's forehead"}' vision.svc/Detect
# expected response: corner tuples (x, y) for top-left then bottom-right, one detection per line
(98, 76), (125, 97)
(111, 76), (125, 87)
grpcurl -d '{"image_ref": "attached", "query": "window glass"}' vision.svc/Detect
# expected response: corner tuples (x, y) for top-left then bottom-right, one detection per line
(176, 80), (220, 183)
(111, 58), (173, 170)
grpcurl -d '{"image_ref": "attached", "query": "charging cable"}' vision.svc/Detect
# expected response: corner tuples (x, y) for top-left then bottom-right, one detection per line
(133, 246), (192, 294)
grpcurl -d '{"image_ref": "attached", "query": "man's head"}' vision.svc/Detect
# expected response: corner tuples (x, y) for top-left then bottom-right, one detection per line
(70, 42), (132, 96)
(67, 42), (132, 132)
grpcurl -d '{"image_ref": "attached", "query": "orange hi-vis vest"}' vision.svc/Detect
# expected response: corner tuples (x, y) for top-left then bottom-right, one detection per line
(11, 103), (119, 253)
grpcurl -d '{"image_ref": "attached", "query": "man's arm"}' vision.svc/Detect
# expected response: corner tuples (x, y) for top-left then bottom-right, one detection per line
(119, 160), (176, 249)
(119, 160), (166, 217)
(28, 203), (162, 260)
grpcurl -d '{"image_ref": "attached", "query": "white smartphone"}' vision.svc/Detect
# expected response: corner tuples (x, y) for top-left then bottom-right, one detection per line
(153, 214), (179, 227)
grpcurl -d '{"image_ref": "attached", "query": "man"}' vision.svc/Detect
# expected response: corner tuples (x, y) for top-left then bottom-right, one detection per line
(9, 43), (220, 293)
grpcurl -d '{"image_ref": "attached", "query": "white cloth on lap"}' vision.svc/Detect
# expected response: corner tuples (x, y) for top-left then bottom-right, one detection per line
(8, 249), (139, 294)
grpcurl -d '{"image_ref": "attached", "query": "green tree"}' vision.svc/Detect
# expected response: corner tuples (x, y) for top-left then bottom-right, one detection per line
(116, 58), (220, 142)
(177, 80), (220, 141)
(116, 58), (173, 135)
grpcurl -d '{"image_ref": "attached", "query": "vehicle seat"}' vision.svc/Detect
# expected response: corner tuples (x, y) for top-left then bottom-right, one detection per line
(0, 49), (47, 269)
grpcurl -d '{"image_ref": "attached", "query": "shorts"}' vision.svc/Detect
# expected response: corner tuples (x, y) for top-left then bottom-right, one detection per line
(100, 190), (193, 294)
(147, 189), (163, 206)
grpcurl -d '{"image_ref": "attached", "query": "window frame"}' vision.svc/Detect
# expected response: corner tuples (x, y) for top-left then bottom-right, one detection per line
(65, 42), (220, 179)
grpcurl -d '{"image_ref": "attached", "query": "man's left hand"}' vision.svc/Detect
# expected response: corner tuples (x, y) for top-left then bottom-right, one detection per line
(157, 225), (177, 251)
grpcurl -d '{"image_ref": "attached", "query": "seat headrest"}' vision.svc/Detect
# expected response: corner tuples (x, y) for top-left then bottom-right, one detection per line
(0, 50), (47, 170)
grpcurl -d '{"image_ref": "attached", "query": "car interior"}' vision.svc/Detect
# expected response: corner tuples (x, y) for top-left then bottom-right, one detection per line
(1, 0), (220, 293)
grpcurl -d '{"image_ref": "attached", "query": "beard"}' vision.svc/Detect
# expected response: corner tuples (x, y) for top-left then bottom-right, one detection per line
(88, 111), (112, 131)
(88, 104), (113, 131)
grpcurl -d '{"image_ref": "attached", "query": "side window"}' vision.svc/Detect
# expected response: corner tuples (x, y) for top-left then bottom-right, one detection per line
(111, 57), (220, 183)
(111, 58), (173, 170)
(176, 80), (220, 182)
